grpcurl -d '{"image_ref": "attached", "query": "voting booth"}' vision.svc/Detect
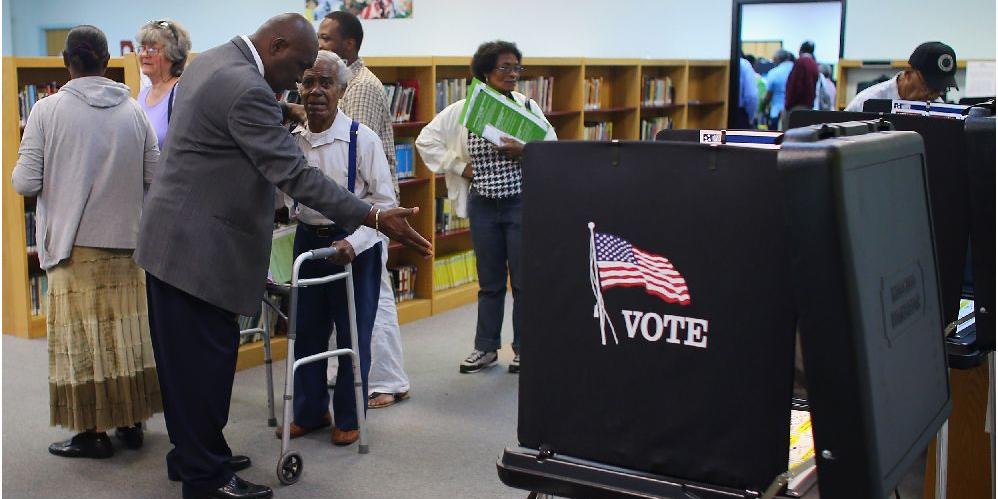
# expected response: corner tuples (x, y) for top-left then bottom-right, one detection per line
(790, 108), (996, 357)
(499, 122), (951, 499)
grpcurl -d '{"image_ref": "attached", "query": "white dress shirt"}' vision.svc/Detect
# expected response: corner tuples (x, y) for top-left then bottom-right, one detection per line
(286, 110), (396, 255)
(845, 72), (945, 112)
(239, 35), (265, 76)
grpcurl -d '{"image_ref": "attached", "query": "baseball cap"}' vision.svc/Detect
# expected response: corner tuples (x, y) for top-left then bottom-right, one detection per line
(908, 42), (959, 91)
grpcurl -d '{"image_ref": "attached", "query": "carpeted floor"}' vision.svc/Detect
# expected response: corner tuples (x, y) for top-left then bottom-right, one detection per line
(2, 297), (927, 499)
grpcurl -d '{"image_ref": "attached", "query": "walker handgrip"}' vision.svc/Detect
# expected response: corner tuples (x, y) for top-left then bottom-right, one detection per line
(310, 247), (337, 260)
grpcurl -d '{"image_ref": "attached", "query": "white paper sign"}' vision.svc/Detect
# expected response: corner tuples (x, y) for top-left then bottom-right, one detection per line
(964, 61), (996, 98)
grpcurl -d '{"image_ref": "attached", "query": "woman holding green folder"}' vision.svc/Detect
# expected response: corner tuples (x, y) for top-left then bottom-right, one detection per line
(416, 40), (556, 375)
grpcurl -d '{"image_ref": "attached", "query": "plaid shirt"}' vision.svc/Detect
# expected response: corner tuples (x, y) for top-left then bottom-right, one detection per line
(341, 58), (398, 196)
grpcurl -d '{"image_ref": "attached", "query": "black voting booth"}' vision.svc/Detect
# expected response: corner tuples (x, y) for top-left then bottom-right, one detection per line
(500, 123), (952, 499)
(789, 108), (997, 360)
(778, 122), (951, 499)
(510, 139), (797, 496)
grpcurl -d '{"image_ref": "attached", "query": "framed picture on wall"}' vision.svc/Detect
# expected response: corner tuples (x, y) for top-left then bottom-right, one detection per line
(306, 0), (413, 20)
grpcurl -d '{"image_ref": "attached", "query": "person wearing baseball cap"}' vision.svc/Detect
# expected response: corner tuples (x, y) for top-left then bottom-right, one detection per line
(845, 41), (958, 111)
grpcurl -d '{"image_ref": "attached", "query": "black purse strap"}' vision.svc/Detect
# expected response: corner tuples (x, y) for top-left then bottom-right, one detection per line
(167, 83), (177, 123)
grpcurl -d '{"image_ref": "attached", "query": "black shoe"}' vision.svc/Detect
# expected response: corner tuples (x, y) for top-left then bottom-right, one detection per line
(509, 353), (520, 373)
(114, 423), (144, 449)
(48, 432), (114, 459)
(169, 456), (253, 482)
(200, 475), (272, 499)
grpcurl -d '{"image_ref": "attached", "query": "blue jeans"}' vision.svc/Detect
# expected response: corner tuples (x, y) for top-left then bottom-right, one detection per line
(468, 190), (522, 354)
(291, 224), (381, 431)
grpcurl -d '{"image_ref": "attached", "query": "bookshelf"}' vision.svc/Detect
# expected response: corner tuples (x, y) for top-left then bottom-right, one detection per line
(2, 55), (140, 339)
(2, 55), (730, 348)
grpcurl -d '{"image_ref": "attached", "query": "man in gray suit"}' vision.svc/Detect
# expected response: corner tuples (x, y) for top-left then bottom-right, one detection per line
(135, 14), (431, 499)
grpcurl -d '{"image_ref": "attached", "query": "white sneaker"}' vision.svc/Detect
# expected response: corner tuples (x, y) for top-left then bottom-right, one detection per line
(459, 350), (498, 373)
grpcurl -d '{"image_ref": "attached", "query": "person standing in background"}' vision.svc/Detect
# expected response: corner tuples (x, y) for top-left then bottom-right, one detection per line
(417, 41), (557, 375)
(12, 25), (161, 460)
(316, 9), (413, 409)
(735, 53), (759, 129)
(761, 49), (794, 130)
(135, 19), (191, 149)
(845, 41), (958, 112)
(783, 41), (820, 128)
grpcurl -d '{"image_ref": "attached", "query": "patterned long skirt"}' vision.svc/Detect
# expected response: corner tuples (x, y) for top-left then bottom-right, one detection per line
(46, 246), (163, 432)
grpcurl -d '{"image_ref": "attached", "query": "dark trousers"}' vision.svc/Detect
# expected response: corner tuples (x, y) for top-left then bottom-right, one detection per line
(292, 224), (380, 430)
(468, 190), (523, 354)
(146, 273), (238, 498)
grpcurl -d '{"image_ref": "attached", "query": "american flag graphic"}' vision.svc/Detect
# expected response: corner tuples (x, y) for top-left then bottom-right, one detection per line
(593, 231), (691, 306)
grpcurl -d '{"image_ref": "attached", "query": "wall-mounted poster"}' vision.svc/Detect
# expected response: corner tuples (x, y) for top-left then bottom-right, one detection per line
(306, 0), (413, 20)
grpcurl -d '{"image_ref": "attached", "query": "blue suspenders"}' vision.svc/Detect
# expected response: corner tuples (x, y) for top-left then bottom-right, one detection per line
(293, 119), (361, 215)
(347, 120), (359, 194)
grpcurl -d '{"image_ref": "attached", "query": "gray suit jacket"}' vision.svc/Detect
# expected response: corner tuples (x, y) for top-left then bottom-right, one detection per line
(135, 37), (371, 316)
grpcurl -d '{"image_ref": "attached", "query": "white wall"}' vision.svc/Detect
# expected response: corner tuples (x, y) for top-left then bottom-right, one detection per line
(3, 0), (14, 55)
(844, 0), (996, 61)
(5, 0), (995, 61)
(741, 2), (841, 64)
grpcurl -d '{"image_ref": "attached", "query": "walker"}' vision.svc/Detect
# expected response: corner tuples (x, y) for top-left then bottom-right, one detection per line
(276, 247), (369, 486)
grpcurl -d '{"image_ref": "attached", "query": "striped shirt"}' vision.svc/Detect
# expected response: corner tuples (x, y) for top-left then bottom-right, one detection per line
(342, 58), (398, 196)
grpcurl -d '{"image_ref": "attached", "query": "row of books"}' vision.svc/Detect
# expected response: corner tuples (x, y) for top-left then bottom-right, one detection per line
(641, 76), (675, 107)
(433, 250), (477, 292)
(641, 117), (674, 140)
(584, 121), (613, 141)
(25, 211), (36, 253)
(515, 76), (554, 114)
(435, 78), (468, 113)
(395, 140), (416, 179)
(584, 77), (605, 110)
(384, 80), (419, 123)
(436, 197), (469, 233)
(29, 274), (48, 316)
(19, 82), (61, 126)
(390, 265), (418, 303)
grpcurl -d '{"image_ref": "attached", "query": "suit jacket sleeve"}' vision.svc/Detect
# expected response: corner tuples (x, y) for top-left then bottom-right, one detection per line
(227, 85), (371, 232)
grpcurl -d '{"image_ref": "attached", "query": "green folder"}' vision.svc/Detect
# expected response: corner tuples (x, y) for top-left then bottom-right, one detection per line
(269, 225), (297, 284)
(459, 78), (550, 145)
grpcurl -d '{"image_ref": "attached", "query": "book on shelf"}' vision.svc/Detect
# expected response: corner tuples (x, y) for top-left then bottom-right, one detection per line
(395, 140), (416, 179)
(19, 82), (61, 126)
(641, 117), (674, 140)
(642, 76), (674, 106)
(389, 264), (417, 303)
(435, 78), (468, 113)
(515, 76), (554, 114)
(584, 121), (613, 140)
(25, 211), (37, 253)
(433, 250), (477, 292)
(384, 79), (419, 123)
(29, 274), (48, 316)
(435, 197), (470, 233)
(584, 77), (604, 110)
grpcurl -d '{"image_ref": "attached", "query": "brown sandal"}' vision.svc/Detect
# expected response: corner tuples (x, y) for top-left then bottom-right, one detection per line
(368, 391), (410, 409)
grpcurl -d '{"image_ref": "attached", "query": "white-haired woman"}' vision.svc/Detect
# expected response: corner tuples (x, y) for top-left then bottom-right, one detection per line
(136, 19), (191, 149)
(275, 50), (396, 446)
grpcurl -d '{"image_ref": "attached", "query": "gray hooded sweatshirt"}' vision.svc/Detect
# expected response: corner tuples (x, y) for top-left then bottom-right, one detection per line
(12, 76), (159, 270)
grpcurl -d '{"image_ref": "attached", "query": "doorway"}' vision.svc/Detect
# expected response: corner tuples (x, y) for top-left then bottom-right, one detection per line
(728, 0), (845, 129)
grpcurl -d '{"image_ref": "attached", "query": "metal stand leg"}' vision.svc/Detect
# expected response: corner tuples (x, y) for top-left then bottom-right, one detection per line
(262, 300), (277, 427)
(345, 263), (369, 454)
(277, 285), (303, 485)
(935, 420), (949, 499)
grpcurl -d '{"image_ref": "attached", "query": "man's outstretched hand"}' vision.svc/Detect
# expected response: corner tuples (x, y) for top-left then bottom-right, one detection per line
(368, 206), (432, 257)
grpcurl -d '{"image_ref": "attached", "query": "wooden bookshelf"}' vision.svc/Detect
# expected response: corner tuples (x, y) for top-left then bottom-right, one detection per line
(685, 60), (730, 130)
(2, 55), (141, 339)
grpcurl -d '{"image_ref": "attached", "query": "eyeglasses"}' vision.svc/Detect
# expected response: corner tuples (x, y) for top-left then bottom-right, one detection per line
(138, 45), (162, 55)
(494, 64), (526, 74)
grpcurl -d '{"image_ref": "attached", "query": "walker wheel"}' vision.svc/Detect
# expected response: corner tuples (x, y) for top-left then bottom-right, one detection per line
(277, 451), (303, 485)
